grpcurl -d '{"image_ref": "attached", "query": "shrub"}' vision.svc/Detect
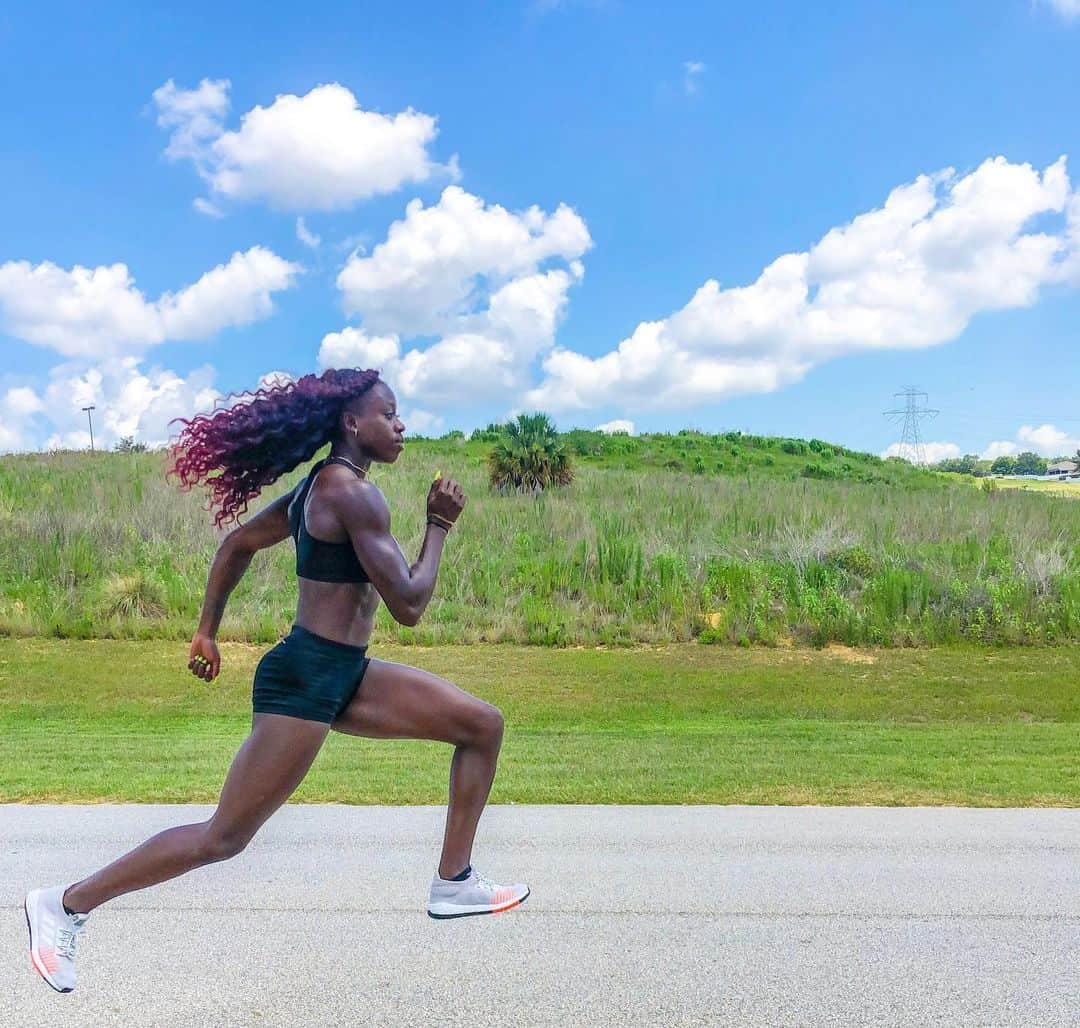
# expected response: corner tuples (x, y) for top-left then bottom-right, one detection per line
(487, 413), (574, 493)
(99, 571), (167, 619)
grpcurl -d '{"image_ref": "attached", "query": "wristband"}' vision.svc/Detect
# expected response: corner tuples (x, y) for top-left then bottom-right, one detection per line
(427, 513), (454, 532)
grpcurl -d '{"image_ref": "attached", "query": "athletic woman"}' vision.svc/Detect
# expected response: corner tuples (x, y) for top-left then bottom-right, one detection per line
(25, 367), (529, 994)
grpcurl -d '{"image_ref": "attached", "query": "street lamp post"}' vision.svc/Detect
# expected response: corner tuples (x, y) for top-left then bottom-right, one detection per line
(81, 405), (96, 452)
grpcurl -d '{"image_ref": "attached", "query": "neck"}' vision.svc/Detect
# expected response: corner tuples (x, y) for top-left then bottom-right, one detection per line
(328, 445), (372, 476)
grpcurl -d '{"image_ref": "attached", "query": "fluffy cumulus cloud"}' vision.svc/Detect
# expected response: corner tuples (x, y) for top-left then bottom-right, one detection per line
(0, 358), (224, 454)
(596, 418), (635, 435)
(982, 440), (1020, 460)
(877, 424), (1080, 467)
(0, 247), (299, 359)
(0, 386), (46, 452)
(154, 80), (454, 212)
(1017, 423), (1080, 453)
(36, 358), (222, 451)
(979, 424), (1080, 460)
(321, 186), (591, 410)
(524, 156), (1077, 413)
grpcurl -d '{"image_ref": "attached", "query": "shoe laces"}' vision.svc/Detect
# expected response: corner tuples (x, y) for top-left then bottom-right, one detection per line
(56, 914), (88, 959)
(473, 870), (498, 893)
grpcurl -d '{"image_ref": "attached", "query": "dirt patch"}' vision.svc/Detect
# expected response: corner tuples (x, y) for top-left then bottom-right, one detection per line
(822, 643), (877, 664)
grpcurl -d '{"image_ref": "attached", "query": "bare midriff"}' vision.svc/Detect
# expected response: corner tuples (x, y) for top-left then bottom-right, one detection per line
(294, 578), (381, 647)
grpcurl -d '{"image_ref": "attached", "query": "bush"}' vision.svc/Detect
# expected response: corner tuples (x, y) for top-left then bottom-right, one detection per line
(99, 571), (167, 619)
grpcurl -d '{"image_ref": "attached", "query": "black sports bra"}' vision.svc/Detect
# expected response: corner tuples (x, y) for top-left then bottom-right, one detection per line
(288, 457), (371, 584)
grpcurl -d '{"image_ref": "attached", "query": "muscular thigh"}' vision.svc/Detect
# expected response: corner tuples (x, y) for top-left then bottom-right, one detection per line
(331, 658), (492, 743)
(209, 713), (330, 843)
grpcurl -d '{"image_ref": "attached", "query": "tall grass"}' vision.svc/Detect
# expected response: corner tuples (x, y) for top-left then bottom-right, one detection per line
(1, 442), (1078, 646)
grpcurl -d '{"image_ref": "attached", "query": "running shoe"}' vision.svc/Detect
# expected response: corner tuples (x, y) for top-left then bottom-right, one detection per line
(25, 885), (88, 993)
(427, 866), (530, 919)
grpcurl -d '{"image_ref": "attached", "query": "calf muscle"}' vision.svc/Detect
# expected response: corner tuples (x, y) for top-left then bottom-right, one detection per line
(63, 714), (329, 914)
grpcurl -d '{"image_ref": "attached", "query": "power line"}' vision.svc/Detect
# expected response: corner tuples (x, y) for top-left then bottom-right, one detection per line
(883, 387), (939, 466)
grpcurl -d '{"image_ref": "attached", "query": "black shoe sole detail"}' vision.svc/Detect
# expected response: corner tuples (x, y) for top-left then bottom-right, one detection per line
(25, 898), (71, 994)
(427, 888), (530, 920)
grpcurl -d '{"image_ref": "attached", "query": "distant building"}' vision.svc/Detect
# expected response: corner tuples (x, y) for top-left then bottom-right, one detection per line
(1047, 460), (1079, 476)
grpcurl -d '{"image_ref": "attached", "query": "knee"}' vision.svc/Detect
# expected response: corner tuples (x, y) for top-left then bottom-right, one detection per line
(198, 821), (254, 864)
(467, 703), (504, 749)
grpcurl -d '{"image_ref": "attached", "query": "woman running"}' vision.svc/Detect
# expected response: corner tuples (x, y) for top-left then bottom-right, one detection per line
(25, 367), (529, 994)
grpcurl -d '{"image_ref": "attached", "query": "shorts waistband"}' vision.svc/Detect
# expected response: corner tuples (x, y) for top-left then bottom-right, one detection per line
(288, 623), (369, 655)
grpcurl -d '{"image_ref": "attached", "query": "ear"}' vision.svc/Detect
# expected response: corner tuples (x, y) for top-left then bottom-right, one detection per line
(340, 409), (359, 437)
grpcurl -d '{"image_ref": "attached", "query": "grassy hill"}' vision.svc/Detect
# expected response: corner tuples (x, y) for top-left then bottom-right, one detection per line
(0, 430), (1077, 646)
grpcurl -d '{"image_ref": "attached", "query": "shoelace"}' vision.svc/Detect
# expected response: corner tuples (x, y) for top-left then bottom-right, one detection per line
(55, 915), (88, 959)
(473, 871), (499, 893)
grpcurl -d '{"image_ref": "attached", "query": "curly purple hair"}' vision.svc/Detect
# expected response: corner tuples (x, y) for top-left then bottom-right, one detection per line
(168, 367), (382, 527)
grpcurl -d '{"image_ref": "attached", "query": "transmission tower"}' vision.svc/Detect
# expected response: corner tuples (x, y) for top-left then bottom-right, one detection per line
(883, 388), (939, 466)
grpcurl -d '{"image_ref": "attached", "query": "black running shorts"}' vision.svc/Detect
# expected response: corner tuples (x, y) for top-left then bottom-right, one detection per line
(252, 624), (370, 723)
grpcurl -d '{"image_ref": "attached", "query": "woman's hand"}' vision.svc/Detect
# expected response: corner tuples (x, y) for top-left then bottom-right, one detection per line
(188, 633), (221, 682)
(427, 472), (466, 527)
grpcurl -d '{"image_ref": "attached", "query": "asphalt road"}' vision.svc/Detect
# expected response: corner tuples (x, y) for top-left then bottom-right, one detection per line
(3, 805), (1078, 1027)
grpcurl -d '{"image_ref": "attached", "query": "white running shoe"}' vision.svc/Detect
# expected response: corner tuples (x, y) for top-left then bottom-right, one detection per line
(427, 866), (530, 920)
(25, 885), (89, 993)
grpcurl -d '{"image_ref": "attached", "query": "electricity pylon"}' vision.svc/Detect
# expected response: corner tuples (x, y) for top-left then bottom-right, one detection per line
(883, 388), (939, 466)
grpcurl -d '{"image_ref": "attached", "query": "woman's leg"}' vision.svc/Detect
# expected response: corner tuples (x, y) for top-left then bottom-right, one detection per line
(62, 713), (330, 914)
(330, 659), (504, 879)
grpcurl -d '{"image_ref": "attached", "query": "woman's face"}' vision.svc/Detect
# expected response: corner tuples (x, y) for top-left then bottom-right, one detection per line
(350, 384), (405, 463)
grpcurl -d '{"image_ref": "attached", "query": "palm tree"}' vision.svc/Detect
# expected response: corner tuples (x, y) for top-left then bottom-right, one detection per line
(486, 412), (574, 493)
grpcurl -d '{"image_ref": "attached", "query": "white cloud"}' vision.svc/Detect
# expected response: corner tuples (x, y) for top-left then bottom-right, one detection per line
(525, 156), (1076, 413)
(256, 370), (295, 391)
(153, 78), (230, 162)
(337, 185), (591, 336)
(684, 61), (706, 95)
(0, 425), (27, 453)
(193, 198), (225, 218)
(154, 80), (453, 212)
(0, 247), (300, 359)
(881, 441), (962, 465)
(39, 358), (221, 450)
(318, 327), (402, 370)
(596, 418), (635, 435)
(3, 386), (44, 418)
(890, 425), (1080, 465)
(401, 408), (444, 435)
(982, 440), (1019, 460)
(296, 217), (321, 249)
(1045, 0), (1080, 20)
(326, 186), (591, 411)
(0, 386), (45, 452)
(1017, 423), (1080, 455)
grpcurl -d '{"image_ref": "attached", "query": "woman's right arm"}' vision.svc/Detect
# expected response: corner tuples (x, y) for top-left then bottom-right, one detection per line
(339, 476), (465, 626)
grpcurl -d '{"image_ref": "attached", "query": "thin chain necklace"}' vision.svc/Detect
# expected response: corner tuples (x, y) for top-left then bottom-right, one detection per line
(329, 454), (369, 479)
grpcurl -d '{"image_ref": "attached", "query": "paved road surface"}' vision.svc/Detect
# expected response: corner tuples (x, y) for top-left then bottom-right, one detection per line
(3, 805), (1077, 1027)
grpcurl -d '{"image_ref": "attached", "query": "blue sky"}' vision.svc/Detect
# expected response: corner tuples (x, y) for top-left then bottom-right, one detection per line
(1, 0), (1079, 460)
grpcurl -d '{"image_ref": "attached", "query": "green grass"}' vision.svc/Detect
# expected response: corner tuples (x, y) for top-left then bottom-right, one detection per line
(1, 640), (1075, 805)
(992, 478), (1080, 498)
(1, 440), (1078, 646)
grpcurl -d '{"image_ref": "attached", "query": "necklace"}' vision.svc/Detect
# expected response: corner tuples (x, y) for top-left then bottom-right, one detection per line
(330, 454), (369, 479)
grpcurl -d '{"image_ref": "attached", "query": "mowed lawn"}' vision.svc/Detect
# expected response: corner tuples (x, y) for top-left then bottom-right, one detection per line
(0, 639), (1076, 806)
